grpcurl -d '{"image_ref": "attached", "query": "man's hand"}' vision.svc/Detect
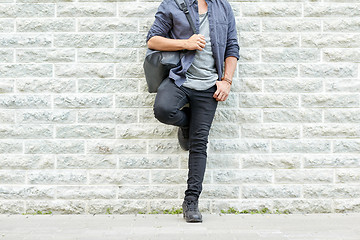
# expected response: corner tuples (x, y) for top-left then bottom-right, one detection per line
(184, 34), (206, 51)
(213, 78), (231, 101)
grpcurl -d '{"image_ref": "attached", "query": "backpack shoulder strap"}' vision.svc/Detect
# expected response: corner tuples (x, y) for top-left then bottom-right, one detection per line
(174, 0), (197, 34)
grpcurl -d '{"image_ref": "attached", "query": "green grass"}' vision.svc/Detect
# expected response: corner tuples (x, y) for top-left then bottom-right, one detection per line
(220, 207), (291, 214)
(22, 210), (53, 215)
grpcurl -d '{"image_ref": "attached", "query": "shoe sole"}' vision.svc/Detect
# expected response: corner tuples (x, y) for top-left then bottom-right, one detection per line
(183, 212), (202, 223)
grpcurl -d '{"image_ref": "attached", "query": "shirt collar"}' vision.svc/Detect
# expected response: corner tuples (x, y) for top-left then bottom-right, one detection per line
(189, 0), (213, 7)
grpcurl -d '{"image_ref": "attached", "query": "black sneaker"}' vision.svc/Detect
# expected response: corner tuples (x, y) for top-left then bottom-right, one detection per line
(182, 199), (202, 223)
(178, 126), (190, 151)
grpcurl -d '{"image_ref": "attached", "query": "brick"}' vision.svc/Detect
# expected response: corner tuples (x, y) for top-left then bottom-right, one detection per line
(116, 124), (176, 139)
(240, 32), (299, 47)
(115, 33), (147, 48)
(27, 170), (87, 185)
(264, 78), (322, 92)
(262, 18), (321, 32)
(15, 4), (55, 17)
(304, 3), (360, 17)
(118, 185), (178, 199)
(119, 155), (179, 169)
(17, 110), (76, 124)
(86, 139), (147, 154)
(239, 94), (298, 108)
(150, 170), (189, 185)
(273, 199), (332, 213)
(88, 169), (150, 185)
(0, 80), (12, 92)
(242, 3), (302, 17)
(0, 124), (53, 138)
(77, 49), (136, 63)
(201, 185), (240, 199)
(334, 140), (360, 153)
(214, 109), (261, 123)
(336, 169), (360, 183)
(209, 139), (270, 154)
(263, 109), (322, 123)
(242, 185), (301, 198)
(24, 140), (85, 154)
(303, 155), (360, 168)
(325, 78), (360, 92)
(323, 18), (360, 32)
(303, 124), (360, 138)
(302, 94), (359, 108)
(0, 94), (51, 110)
(0, 64), (52, 77)
(213, 169), (272, 184)
(54, 63), (114, 78)
(54, 94), (113, 108)
(117, 2), (159, 17)
(209, 123), (239, 139)
(26, 200), (85, 214)
(17, 18), (75, 32)
(0, 34), (52, 48)
(77, 109), (137, 124)
(302, 33), (360, 48)
(78, 18), (137, 32)
(335, 199), (360, 213)
(147, 139), (185, 154)
(0, 49), (13, 62)
(206, 154), (239, 169)
(274, 169), (334, 183)
(239, 63), (298, 77)
(16, 49), (75, 63)
(272, 140), (331, 153)
(304, 184), (360, 198)
(242, 124), (300, 139)
(0, 185), (55, 199)
(88, 199), (147, 214)
(241, 154), (301, 169)
(0, 170), (26, 184)
(0, 110), (14, 123)
(0, 200), (24, 214)
(115, 93), (155, 108)
(57, 186), (117, 199)
(57, 3), (116, 17)
(0, 140), (23, 154)
(16, 78), (76, 93)
(54, 33), (113, 48)
(57, 155), (116, 169)
(56, 124), (115, 139)
(300, 63), (357, 77)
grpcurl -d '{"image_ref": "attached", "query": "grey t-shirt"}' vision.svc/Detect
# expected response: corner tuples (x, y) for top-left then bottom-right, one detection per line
(183, 12), (218, 90)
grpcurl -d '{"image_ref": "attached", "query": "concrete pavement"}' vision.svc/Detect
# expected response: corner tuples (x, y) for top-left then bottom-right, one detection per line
(0, 213), (359, 240)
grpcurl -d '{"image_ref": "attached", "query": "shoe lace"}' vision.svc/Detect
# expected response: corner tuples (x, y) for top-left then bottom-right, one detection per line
(186, 200), (198, 211)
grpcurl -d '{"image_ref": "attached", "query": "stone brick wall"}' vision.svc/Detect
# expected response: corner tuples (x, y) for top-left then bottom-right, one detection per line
(1, 0), (360, 214)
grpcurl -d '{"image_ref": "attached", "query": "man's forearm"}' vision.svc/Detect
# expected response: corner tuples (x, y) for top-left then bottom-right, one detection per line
(223, 56), (238, 82)
(147, 35), (206, 52)
(147, 36), (188, 51)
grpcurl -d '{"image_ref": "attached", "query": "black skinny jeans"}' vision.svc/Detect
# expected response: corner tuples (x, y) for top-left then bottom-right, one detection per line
(153, 77), (218, 201)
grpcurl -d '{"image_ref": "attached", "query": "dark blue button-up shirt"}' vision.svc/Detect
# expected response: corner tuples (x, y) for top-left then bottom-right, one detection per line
(146, 0), (240, 87)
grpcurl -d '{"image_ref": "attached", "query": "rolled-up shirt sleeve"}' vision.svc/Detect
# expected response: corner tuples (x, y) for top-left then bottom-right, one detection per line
(224, 5), (240, 60)
(146, 0), (172, 43)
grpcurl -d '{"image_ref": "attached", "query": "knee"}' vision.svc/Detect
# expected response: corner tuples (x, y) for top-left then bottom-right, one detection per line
(153, 103), (176, 124)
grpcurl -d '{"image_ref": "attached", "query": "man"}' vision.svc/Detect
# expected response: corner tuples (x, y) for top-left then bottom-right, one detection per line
(146, 0), (239, 223)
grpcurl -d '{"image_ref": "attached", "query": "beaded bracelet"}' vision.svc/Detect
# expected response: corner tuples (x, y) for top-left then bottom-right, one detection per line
(222, 77), (232, 85)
